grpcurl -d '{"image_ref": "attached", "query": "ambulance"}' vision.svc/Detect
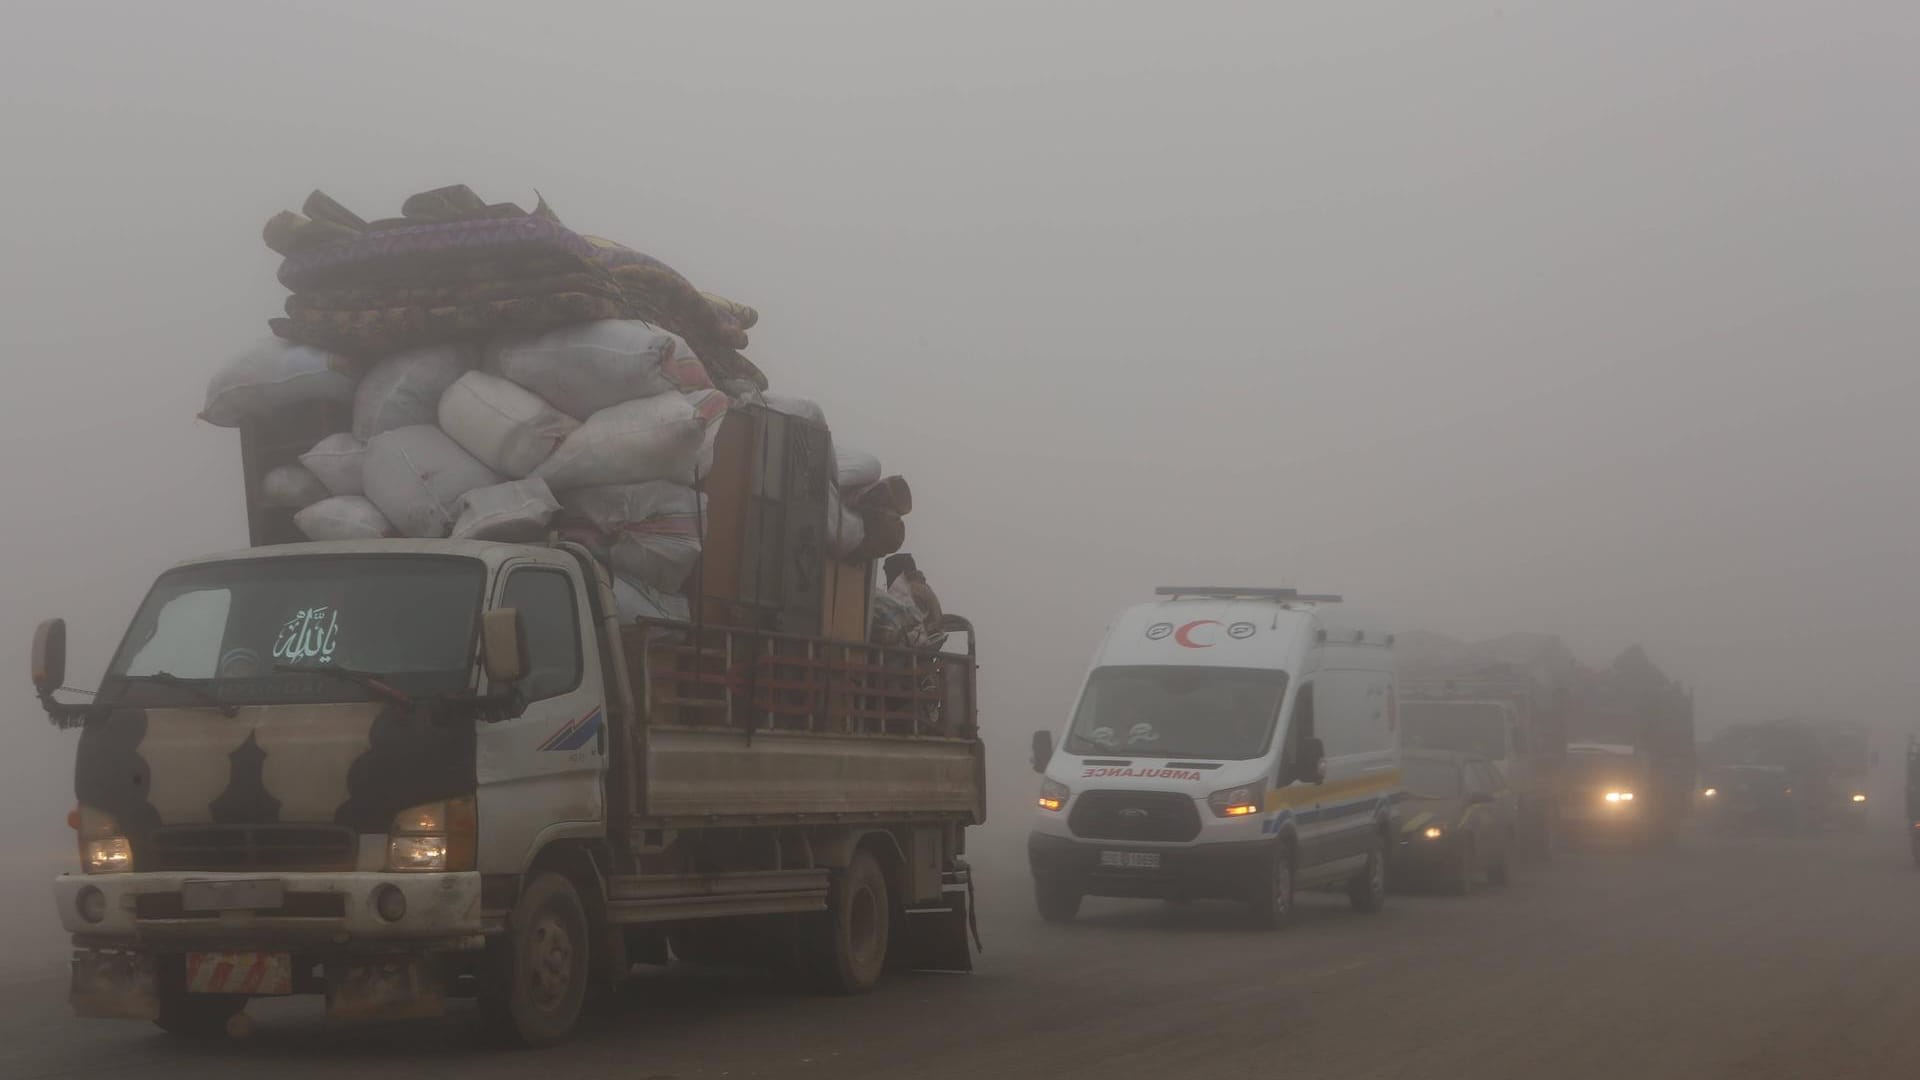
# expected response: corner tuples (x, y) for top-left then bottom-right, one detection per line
(1027, 587), (1398, 928)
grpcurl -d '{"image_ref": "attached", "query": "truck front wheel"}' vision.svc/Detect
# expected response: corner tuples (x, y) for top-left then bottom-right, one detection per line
(482, 871), (591, 1047)
(799, 850), (891, 994)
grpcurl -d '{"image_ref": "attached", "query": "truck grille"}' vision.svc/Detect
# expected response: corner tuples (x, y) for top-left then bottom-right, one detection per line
(146, 825), (358, 872)
(1068, 791), (1202, 843)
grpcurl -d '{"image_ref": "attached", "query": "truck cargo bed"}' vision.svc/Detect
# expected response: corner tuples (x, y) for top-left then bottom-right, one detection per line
(621, 620), (984, 826)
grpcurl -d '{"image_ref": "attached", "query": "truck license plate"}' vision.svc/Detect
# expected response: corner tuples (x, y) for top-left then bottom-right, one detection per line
(185, 952), (292, 995)
(1099, 851), (1161, 870)
(181, 878), (284, 912)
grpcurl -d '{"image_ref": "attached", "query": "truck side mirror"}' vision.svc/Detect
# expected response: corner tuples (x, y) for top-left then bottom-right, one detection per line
(1031, 730), (1054, 774)
(481, 609), (527, 686)
(32, 618), (67, 698)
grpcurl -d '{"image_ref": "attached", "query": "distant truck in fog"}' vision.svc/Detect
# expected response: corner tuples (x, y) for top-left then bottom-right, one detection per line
(1703, 719), (1873, 831)
(1394, 632), (1578, 858)
(1564, 646), (1695, 844)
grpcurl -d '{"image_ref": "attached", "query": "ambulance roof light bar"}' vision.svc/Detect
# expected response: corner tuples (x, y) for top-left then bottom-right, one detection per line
(1154, 587), (1344, 603)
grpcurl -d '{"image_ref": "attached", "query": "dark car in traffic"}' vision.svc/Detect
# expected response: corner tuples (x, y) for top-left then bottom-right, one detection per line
(1391, 750), (1517, 893)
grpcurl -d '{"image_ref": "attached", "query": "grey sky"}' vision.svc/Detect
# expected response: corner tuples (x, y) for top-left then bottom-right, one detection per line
(4, 1), (1919, 972)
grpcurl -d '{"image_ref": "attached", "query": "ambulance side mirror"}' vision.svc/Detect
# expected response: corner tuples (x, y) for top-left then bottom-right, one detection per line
(1031, 730), (1054, 774)
(1291, 736), (1327, 785)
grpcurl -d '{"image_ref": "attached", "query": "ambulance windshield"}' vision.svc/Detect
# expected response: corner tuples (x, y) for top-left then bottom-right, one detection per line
(1064, 665), (1288, 761)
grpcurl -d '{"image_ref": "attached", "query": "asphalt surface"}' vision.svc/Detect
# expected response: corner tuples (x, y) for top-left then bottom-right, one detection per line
(5, 824), (1919, 1080)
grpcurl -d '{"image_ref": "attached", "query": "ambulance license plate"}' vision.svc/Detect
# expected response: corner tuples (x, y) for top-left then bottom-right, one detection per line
(185, 952), (292, 995)
(1099, 851), (1161, 870)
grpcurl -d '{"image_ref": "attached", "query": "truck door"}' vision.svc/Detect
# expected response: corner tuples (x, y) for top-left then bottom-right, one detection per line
(476, 560), (608, 873)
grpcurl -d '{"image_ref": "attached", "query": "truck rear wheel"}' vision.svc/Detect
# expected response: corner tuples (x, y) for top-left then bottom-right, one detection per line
(1034, 878), (1083, 923)
(799, 850), (891, 994)
(481, 871), (591, 1048)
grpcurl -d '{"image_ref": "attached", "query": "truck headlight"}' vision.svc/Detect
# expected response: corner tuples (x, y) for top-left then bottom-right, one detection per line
(1037, 779), (1070, 812)
(1702, 788), (1718, 798)
(1604, 791), (1635, 804)
(1423, 826), (1445, 840)
(76, 807), (132, 874)
(1852, 793), (1868, 804)
(386, 796), (476, 872)
(1208, 782), (1266, 818)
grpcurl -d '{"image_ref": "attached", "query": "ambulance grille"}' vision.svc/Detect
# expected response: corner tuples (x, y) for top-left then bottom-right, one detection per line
(1069, 791), (1202, 843)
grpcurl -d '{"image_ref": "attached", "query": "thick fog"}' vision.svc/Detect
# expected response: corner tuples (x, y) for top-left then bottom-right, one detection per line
(3, 1), (1918, 975)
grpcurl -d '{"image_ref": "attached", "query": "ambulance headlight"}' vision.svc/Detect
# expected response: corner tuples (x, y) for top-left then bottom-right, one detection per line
(1208, 782), (1266, 818)
(1037, 779), (1070, 813)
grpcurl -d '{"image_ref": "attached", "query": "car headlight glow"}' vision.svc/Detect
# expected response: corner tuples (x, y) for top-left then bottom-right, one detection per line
(1037, 778), (1070, 812)
(386, 796), (476, 872)
(1702, 788), (1718, 798)
(1604, 791), (1635, 804)
(1423, 826), (1444, 840)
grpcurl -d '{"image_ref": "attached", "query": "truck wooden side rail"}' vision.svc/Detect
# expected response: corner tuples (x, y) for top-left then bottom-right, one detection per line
(621, 617), (985, 826)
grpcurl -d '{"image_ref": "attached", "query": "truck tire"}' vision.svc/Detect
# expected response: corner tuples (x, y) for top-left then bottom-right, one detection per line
(481, 871), (591, 1048)
(1245, 842), (1296, 930)
(1487, 834), (1513, 887)
(1445, 838), (1476, 895)
(154, 956), (245, 1040)
(798, 850), (891, 994)
(1347, 835), (1388, 914)
(1525, 806), (1557, 862)
(1034, 878), (1083, 923)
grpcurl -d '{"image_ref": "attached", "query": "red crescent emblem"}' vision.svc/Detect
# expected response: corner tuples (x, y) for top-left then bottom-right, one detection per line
(1174, 620), (1223, 648)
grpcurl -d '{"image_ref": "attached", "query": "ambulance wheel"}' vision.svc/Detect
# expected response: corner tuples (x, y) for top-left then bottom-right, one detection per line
(153, 956), (246, 1040)
(1034, 878), (1083, 923)
(481, 871), (591, 1047)
(1246, 842), (1296, 930)
(1348, 836), (1388, 913)
(798, 850), (891, 994)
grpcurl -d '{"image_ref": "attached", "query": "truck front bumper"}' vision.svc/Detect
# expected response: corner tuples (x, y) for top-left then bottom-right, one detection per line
(55, 871), (482, 1022)
(55, 870), (484, 948)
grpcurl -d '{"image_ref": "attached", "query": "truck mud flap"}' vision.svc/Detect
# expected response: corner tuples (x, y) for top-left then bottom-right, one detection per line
(326, 956), (446, 1022)
(895, 886), (973, 974)
(71, 950), (159, 1021)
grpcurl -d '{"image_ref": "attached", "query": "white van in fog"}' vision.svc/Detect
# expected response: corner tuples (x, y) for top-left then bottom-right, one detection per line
(1028, 587), (1398, 928)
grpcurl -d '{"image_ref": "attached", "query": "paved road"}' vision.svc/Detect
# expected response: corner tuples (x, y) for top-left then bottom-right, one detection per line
(6, 826), (1919, 1080)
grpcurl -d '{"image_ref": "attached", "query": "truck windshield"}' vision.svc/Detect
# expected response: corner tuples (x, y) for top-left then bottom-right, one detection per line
(1401, 701), (1509, 761)
(1063, 665), (1287, 761)
(1402, 757), (1464, 798)
(105, 554), (486, 705)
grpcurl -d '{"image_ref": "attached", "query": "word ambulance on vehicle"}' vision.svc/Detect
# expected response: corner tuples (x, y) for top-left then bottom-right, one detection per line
(1027, 587), (1398, 928)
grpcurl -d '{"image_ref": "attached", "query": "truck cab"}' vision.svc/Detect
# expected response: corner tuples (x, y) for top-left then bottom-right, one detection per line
(38, 537), (982, 1045)
(1026, 587), (1397, 928)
